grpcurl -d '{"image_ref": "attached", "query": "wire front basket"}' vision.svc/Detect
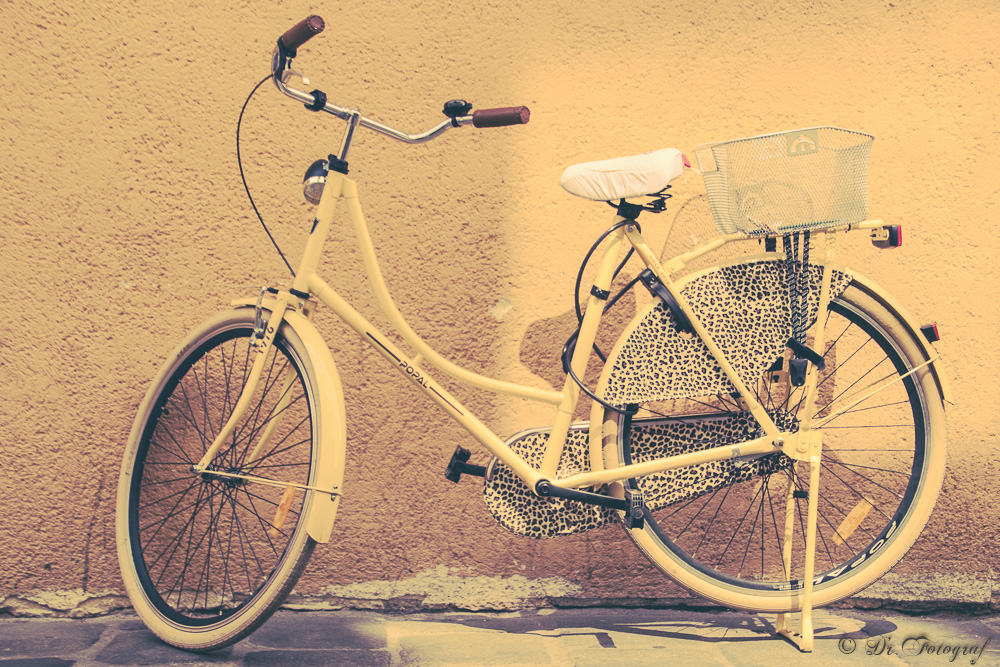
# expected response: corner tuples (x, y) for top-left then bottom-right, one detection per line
(695, 127), (874, 236)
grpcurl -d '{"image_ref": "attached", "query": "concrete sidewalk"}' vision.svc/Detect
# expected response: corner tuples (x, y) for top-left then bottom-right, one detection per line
(1, 607), (997, 666)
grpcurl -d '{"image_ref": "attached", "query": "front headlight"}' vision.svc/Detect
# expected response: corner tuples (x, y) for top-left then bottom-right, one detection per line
(302, 159), (328, 205)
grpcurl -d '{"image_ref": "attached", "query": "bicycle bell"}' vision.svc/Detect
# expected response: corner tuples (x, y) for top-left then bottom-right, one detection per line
(302, 158), (328, 205)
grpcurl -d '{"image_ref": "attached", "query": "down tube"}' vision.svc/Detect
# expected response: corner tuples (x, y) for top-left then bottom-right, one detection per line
(304, 271), (546, 489)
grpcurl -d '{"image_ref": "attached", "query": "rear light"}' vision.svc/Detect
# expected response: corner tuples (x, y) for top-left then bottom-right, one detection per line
(871, 224), (902, 248)
(921, 323), (940, 343)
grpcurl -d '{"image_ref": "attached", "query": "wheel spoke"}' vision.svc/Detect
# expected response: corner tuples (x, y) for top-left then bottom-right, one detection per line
(764, 478), (787, 579)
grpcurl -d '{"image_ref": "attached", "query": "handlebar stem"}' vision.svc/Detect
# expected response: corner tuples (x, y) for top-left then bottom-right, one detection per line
(337, 110), (362, 162)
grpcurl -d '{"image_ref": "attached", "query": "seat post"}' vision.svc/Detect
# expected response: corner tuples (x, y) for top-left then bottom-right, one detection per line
(615, 198), (645, 221)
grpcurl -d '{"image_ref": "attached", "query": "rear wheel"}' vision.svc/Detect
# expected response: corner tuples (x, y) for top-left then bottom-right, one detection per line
(607, 285), (946, 611)
(116, 309), (320, 650)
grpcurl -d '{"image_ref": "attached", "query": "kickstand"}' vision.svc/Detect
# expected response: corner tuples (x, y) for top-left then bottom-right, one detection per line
(777, 241), (841, 652)
(775, 454), (821, 652)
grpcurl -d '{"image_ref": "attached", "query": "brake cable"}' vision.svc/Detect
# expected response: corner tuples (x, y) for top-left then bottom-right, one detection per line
(571, 219), (638, 360)
(562, 220), (643, 415)
(237, 74), (297, 278)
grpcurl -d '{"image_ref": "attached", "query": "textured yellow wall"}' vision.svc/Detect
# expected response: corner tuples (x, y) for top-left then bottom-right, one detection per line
(1, 0), (998, 614)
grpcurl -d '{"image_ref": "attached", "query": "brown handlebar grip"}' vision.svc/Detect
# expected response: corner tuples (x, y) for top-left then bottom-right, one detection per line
(279, 15), (325, 52)
(471, 106), (530, 128)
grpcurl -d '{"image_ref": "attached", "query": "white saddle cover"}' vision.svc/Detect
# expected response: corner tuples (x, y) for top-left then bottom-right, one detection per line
(560, 148), (685, 201)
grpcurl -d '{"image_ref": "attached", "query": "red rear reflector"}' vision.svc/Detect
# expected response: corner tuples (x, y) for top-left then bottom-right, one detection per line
(872, 224), (903, 248)
(920, 323), (940, 343)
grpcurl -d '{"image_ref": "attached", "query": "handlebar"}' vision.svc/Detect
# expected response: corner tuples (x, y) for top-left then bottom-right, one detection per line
(270, 16), (529, 149)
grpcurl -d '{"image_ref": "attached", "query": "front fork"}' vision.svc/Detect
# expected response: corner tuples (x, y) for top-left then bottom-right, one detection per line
(193, 288), (315, 480)
(189, 290), (318, 538)
(193, 297), (290, 474)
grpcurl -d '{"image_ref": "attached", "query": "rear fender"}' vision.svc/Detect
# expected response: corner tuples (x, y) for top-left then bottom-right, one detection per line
(832, 269), (953, 406)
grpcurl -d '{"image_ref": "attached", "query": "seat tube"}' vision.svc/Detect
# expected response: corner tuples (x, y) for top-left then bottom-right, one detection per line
(539, 222), (627, 477)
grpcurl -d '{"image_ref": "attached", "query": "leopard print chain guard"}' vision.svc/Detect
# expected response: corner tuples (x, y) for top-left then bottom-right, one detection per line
(484, 425), (616, 539)
(484, 259), (851, 539)
(604, 260), (851, 405)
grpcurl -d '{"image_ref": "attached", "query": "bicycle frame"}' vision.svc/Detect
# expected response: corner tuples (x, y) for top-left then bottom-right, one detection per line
(195, 165), (934, 501)
(117, 19), (954, 654)
(184, 143), (953, 655)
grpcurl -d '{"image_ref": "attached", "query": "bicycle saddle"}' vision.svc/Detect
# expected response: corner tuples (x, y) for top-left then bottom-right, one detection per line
(560, 148), (686, 201)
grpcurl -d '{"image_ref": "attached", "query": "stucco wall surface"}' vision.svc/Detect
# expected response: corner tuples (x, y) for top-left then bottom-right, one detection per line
(1, 0), (998, 616)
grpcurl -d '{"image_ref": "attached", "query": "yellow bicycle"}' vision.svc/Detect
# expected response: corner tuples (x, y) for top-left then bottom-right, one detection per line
(115, 15), (949, 653)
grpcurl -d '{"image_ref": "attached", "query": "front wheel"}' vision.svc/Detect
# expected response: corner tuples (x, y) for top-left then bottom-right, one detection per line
(605, 284), (946, 612)
(116, 309), (322, 650)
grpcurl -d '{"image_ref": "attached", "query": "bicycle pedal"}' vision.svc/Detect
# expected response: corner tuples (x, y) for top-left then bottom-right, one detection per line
(444, 445), (486, 483)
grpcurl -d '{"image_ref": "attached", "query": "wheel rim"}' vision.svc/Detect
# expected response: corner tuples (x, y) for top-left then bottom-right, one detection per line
(618, 298), (929, 594)
(127, 325), (314, 626)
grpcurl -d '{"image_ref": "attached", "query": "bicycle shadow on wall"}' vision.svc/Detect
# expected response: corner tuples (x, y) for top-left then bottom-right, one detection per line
(658, 195), (767, 274)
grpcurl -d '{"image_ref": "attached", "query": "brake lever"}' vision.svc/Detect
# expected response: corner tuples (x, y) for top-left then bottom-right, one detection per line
(281, 66), (310, 87)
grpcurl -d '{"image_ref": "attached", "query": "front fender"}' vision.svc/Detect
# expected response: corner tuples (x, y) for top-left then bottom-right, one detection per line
(233, 297), (347, 543)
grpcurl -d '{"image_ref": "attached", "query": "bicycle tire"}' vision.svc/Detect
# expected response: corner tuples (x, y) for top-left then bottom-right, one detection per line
(116, 309), (322, 650)
(604, 284), (946, 612)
